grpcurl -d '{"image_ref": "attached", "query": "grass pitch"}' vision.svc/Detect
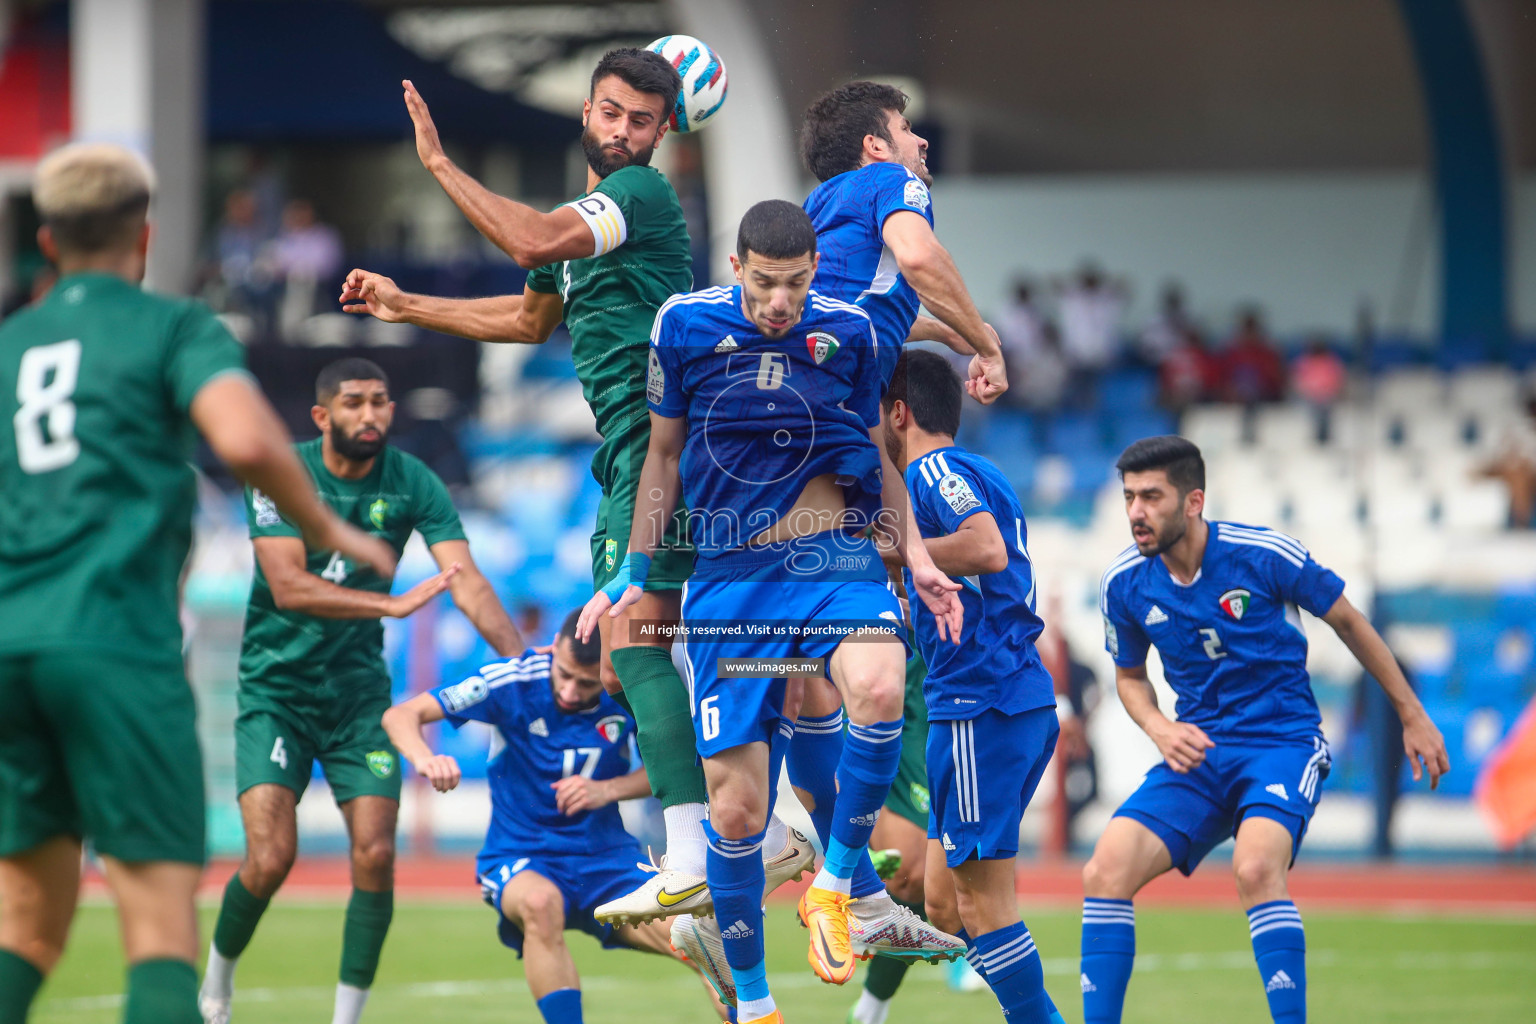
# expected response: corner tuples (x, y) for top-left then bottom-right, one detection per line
(31, 898), (1536, 1023)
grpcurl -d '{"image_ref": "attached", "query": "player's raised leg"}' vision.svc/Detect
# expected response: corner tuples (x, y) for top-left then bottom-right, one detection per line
(333, 795), (398, 1024)
(1233, 815), (1307, 1024)
(201, 783), (299, 1023)
(499, 868), (586, 1024)
(1079, 817), (1174, 1023)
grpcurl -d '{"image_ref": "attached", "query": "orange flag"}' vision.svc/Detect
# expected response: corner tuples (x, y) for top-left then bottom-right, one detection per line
(1475, 696), (1536, 850)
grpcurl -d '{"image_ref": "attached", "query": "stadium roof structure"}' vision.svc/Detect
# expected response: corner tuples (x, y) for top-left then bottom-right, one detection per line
(207, 0), (580, 146)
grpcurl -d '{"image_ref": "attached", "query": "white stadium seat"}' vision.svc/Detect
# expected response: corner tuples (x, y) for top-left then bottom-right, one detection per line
(1181, 404), (1246, 455)
(1440, 481), (1509, 531)
(1253, 403), (1318, 452)
(1447, 366), (1521, 416)
(1373, 368), (1445, 413)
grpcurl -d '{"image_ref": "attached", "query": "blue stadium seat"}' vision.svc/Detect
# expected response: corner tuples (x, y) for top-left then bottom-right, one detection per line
(1098, 367), (1159, 412)
(1107, 410), (1178, 453)
(1045, 412), (1104, 455)
(1367, 337), (1429, 371)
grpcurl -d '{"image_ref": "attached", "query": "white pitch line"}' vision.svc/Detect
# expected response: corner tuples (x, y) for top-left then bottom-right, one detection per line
(33, 949), (1532, 1016)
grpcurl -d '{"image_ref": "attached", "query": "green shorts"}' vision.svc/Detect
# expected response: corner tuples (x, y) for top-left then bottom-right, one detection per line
(590, 417), (695, 593)
(884, 639), (932, 829)
(235, 688), (401, 804)
(0, 650), (205, 865)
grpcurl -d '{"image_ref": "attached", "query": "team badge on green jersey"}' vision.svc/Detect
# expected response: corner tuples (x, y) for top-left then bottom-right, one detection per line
(807, 331), (840, 365)
(910, 782), (931, 815)
(1219, 588), (1251, 620)
(606, 538), (618, 572)
(369, 499), (389, 530)
(366, 750), (395, 779)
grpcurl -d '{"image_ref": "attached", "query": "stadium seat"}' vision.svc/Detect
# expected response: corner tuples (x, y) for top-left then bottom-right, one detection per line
(1400, 409), (1472, 453)
(1441, 481), (1510, 531)
(1107, 409), (1178, 453)
(1098, 367), (1159, 411)
(1181, 404), (1246, 455)
(1045, 411), (1104, 455)
(1447, 366), (1521, 416)
(1253, 403), (1320, 452)
(1374, 368), (1445, 413)
(1289, 483), (1363, 532)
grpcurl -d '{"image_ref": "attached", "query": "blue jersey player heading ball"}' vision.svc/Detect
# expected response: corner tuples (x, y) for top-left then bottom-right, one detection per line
(579, 201), (966, 1023)
(882, 348), (1067, 1024)
(382, 610), (729, 1024)
(1080, 436), (1450, 1024)
(800, 81), (1007, 401)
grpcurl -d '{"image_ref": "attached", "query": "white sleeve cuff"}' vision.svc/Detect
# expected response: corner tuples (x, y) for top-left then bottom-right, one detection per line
(565, 192), (629, 256)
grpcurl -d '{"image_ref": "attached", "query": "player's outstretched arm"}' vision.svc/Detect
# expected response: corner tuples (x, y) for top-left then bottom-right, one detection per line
(1322, 595), (1450, 789)
(192, 375), (396, 579)
(1116, 663), (1214, 773)
(340, 271), (565, 344)
(255, 536), (459, 619)
(907, 314), (974, 354)
(382, 693), (462, 792)
(402, 80), (599, 269)
(430, 539), (524, 657)
(881, 211), (1007, 404)
(577, 412), (687, 642)
(916, 511), (1009, 576)
(551, 766), (650, 816)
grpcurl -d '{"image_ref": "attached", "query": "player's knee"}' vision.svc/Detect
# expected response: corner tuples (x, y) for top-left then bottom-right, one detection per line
(1232, 851), (1286, 900)
(709, 800), (766, 841)
(351, 834), (396, 881)
(888, 871), (924, 906)
(1082, 850), (1132, 899)
(516, 886), (564, 934)
(843, 670), (902, 723)
(600, 658), (624, 696)
(924, 891), (961, 935)
(244, 842), (297, 896)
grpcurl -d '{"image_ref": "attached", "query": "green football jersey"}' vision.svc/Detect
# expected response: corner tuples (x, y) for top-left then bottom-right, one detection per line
(525, 164), (693, 452)
(0, 272), (248, 661)
(238, 438), (465, 707)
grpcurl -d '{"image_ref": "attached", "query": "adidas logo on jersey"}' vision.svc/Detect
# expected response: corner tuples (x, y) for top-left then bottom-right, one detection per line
(528, 718), (549, 738)
(715, 335), (739, 353)
(1266, 970), (1296, 992)
(722, 919), (755, 939)
(1144, 605), (1169, 626)
(1266, 783), (1289, 801)
(1081, 973), (1097, 993)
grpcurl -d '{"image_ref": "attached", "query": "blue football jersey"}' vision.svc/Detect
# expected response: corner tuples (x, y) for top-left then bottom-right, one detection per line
(647, 285), (886, 566)
(903, 445), (1054, 721)
(1099, 521), (1347, 741)
(431, 650), (639, 859)
(804, 162), (935, 382)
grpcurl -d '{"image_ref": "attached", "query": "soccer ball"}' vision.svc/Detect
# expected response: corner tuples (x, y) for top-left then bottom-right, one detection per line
(646, 35), (728, 133)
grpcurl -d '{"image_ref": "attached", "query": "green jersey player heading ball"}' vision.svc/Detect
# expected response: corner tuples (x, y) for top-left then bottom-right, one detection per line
(340, 48), (810, 921)
(0, 143), (392, 1024)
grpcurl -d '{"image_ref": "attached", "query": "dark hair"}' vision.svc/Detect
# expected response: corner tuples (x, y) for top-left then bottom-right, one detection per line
(559, 609), (601, 666)
(591, 47), (682, 123)
(45, 193), (151, 254)
(316, 358), (389, 404)
(882, 348), (962, 437)
(1115, 435), (1205, 494)
(800, 81), (909, 182)
(736, 200), (817, 262)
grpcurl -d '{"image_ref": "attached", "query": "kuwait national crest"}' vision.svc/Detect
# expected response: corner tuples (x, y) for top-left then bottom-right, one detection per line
(807, 331), (840, 365)
(595, 714), (628, 744)
(1219, 588), (1251, 620)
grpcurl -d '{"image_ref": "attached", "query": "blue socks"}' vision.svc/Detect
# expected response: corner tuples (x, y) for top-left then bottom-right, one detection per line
(973, 921), (1053, 1023)
(705, 820), (772, 1016)
(1248, 900), (1306, 1023)
(1081, 898), (1135, 1023)
(813, 718), (902, 894)
(536, 988), (582, 1024)
(788, 711), (885, 898)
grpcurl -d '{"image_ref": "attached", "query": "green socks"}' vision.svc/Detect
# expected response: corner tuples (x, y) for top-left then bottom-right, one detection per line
(124, 959), (199, 1024)
(213, 872), (271, 959)
(609, 645), (708, 808)
(863, 898), (927, 1000)
(339, 888), (394, 988)
(0, 949), (43, 1024)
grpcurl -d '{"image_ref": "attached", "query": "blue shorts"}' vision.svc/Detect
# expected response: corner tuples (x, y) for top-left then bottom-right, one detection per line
(681, 535), (905, 758)
(927, 706), (1059, 868)
(1113, 735), (1332, 875)
(476, 850), (651, 956)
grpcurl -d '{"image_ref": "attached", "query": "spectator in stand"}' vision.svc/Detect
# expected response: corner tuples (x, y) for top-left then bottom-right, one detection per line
(206, 189), (278, 329)
(996, 278), (1048, 365)
(1157, 325), (1219, 411)
(1136, 283), (1195, 367)
(1291, 337), (1347, 408)
(1219, 306), (1285, 404)
(1013, 320), (1070, 412)
(1478, 387), (1536, 529)
(1055, 262), (1128, 404)
(271, 198), (345, 333)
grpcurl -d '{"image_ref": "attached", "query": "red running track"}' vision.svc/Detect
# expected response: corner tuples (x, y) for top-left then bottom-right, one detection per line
(78, 858), (1536, 914)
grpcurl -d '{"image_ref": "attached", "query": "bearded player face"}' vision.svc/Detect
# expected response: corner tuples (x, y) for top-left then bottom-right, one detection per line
(1122, 468), (1202, 558)
(581, 74), (668, 178)
(319, 379), (393, 463)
